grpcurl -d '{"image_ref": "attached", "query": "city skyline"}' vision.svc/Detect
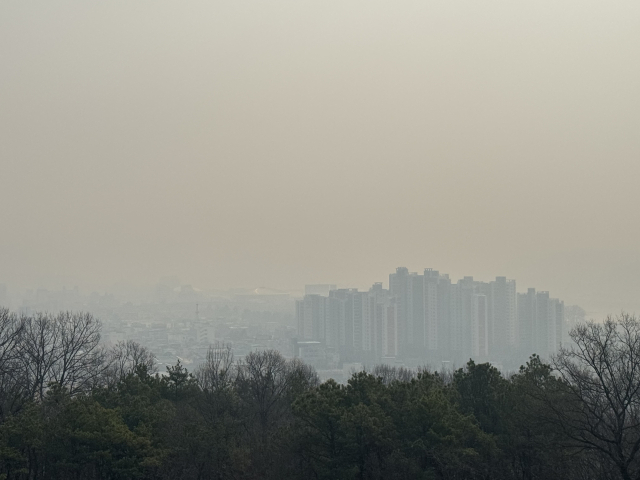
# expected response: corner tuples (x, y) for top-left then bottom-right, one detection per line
(296, 267), (579, 370)
(2, 2), (639, 478)
(0, 257), (632, 319)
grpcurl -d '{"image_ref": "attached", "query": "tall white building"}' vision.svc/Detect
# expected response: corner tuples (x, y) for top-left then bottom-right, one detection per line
(472, 294), (489, 358)
(296, 294), (326, 341)
(423, 269), (439, 353)
(490, 277), (517, 356)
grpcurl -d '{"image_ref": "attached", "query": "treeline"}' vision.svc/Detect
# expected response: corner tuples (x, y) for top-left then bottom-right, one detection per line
(1, 308), (640, 480)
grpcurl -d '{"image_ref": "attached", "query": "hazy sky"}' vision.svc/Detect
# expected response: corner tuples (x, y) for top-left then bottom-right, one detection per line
(1, 1), (639, 314)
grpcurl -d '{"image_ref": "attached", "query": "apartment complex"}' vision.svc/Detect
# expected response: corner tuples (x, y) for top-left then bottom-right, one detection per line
(296, 268), (567, 368)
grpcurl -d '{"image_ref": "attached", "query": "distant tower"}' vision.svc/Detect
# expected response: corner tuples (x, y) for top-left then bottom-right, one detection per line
(195, 303), (199, 320)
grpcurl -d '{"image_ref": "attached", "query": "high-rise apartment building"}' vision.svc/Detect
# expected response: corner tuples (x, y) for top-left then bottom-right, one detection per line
(518, 288), (537, 355)
(383, 298), (398, 357)
(437, 274), (452, 361)
(407, 272), (425, 354)
(423, 269), (439, 355)
(490, 277), (517, 357)
(535, 291), (551, 358)
(297, 267), (569, 367)
(549, 297), (565, 352)
(472, 294), (489, 358)
(325, 294), (346, 348)
(389, 267), (410, 354)
(296, 294), (325, 341)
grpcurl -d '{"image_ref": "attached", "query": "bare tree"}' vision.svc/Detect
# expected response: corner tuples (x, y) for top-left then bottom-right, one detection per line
(51, 312), (105, 393)
(236, 350), (318, 439)
(195, 342), (235, 393)
(0, 308), (26, 419)
(19, 311), (61, 400)
(0, 308), (24, 366)
(549, 313), (640, 480)
(234, 350), (318, 478)
(370, 364), (417, 384)
(285, 357), (320, 397)
(104, 339), (157, 386)
(18, 311), (105, 399)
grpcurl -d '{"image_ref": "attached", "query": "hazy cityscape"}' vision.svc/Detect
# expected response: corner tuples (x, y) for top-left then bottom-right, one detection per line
(0, 266), (586, 382)
(2, 1), (640, 479)
(297, 268), (586, 373)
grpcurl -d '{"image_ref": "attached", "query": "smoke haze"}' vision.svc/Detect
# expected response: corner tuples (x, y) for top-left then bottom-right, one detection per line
(1, 1), (639, 314)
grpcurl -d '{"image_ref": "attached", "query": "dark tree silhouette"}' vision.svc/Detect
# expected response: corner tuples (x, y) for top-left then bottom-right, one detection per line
(548, 314), (640, 480)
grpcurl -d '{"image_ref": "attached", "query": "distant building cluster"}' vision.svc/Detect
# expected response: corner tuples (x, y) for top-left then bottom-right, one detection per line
(296, 268), (572, 370)
(0, 272), (582, 378)
(4, 283), (299, 371)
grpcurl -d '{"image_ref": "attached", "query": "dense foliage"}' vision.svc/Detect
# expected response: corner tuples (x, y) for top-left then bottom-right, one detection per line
(1, 308), (639, 480)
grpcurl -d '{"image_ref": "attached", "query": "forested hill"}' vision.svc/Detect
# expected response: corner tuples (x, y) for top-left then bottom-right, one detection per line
(1, 307), (639, 480)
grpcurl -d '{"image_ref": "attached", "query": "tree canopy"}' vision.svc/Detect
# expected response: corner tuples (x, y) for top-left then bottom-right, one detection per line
(1, 308), (640, 480)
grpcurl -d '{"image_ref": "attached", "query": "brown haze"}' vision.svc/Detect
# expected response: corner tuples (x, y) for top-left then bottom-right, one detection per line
(1, 1), (639, 315)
